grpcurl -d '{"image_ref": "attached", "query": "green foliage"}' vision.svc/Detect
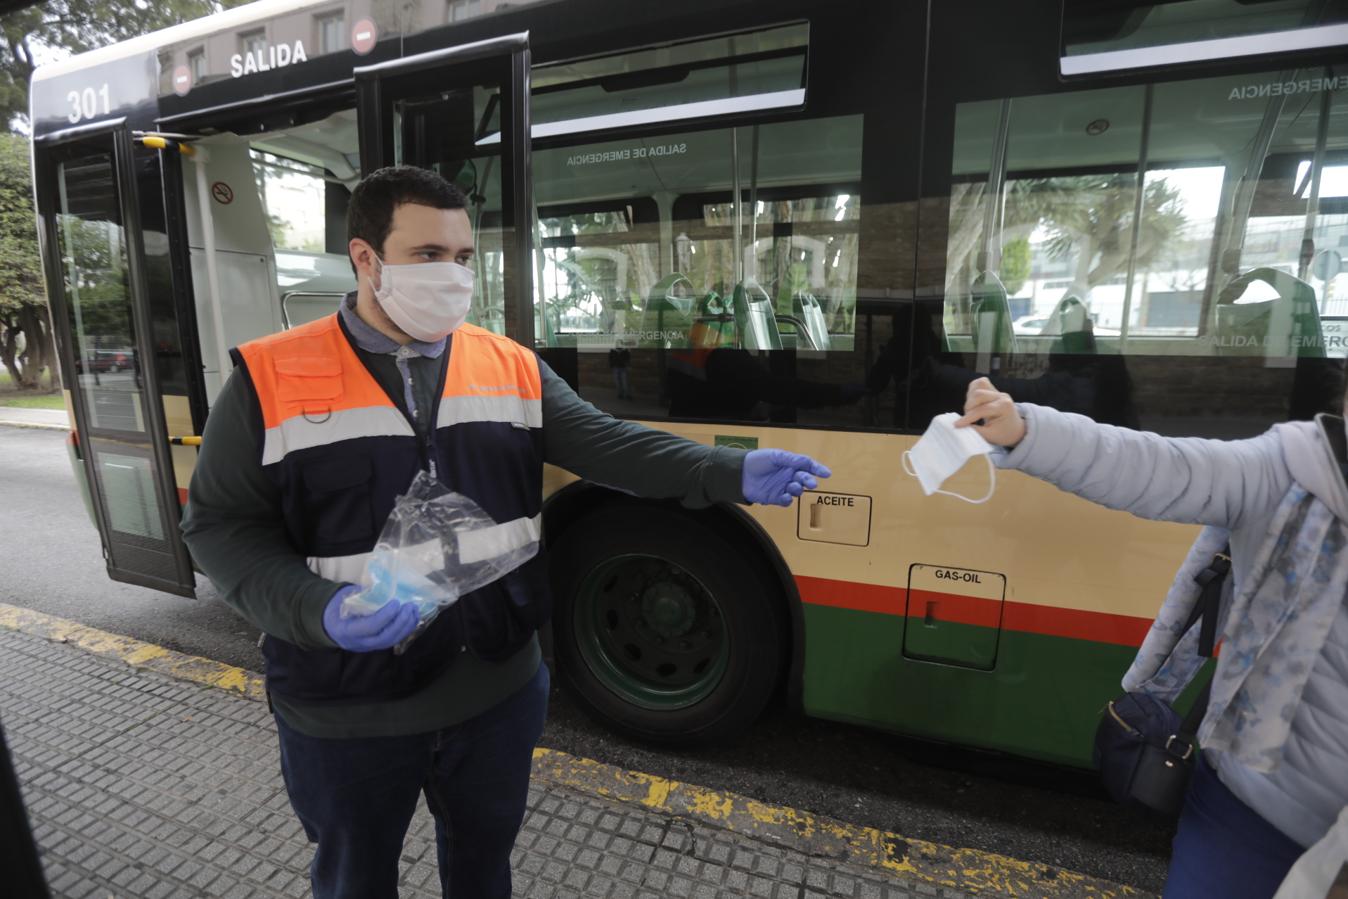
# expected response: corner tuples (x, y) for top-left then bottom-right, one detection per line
(0, 130), (40, 314)
(0, 391), (64, 408)
(1006, 174), (1188, 288)
(998, 237), (1031, 295)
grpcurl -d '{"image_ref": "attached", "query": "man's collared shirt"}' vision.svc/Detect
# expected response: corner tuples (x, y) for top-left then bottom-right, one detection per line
(339, 291), (444, 432)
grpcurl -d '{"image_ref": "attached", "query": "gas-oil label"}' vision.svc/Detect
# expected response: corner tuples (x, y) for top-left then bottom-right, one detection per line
(908, 564), (1005, 601)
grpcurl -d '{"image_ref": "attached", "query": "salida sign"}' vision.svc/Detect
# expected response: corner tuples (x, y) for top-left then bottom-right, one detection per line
(231, 40), (308, 78)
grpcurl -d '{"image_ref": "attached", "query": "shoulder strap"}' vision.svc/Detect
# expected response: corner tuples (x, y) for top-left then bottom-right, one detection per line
(1178, 544), (1231, 736)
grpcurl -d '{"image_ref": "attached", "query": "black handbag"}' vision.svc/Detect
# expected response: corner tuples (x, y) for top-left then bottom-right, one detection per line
(1093, 545), (1230, 817)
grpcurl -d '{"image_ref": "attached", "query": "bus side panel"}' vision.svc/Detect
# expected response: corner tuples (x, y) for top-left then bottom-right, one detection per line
(800, 605), (1138, 767)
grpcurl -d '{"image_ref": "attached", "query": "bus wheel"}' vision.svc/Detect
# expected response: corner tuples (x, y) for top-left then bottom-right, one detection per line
(549, 506), (783, 746)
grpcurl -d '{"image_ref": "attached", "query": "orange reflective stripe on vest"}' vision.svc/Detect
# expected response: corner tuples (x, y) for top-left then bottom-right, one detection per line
(235, 317), (543, 466)
(236, 315), (411, 466)
(436, 324), (543, 429)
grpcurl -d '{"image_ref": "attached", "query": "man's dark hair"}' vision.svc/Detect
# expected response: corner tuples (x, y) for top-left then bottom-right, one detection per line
(346, 165), (468, 266)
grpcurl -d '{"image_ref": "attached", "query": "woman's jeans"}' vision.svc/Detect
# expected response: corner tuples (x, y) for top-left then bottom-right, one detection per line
(1163, 757), (1305, 898)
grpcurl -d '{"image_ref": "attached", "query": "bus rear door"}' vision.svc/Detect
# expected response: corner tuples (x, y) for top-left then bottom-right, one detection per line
(354, 33), (535, 346)
(35, 122), (197, 597)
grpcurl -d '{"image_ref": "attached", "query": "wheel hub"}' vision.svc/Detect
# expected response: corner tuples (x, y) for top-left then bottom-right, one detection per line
(573, 554), (729, 710)
(640, 581), (696, 639)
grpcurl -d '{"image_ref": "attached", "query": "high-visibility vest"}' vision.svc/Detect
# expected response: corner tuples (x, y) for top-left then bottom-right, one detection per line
(230, 313), (548, 702)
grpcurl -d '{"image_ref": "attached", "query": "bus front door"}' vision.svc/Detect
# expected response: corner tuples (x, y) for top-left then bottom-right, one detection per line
(354, 33), (535, 345)
(35, 123), (196, 597)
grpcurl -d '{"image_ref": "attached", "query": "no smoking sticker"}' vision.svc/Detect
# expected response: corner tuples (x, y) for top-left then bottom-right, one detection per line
(210, 182), (234, 205)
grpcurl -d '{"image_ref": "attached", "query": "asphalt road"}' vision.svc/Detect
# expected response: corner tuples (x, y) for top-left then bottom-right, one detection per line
(0, 424), (1173, 893)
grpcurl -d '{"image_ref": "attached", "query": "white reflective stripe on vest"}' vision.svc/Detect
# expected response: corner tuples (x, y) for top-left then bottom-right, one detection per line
(307, 514), (540, 581)
(458, 514), (542, 564)
(307, 552), (372, 585)
(263, 405), (413, 466)
(436, 394), (542, 430)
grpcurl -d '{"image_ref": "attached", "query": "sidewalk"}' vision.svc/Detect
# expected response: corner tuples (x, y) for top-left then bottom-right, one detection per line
(0, 607), (1148, 899)
(0, 406), (69, 430)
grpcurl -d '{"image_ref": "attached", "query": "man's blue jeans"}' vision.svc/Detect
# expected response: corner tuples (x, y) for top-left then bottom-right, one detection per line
(275, 663), (549, 899)
(1163, 756), (1305, 899)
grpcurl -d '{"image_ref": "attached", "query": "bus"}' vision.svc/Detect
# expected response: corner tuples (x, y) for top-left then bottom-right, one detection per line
(29, 0), (1348, 765)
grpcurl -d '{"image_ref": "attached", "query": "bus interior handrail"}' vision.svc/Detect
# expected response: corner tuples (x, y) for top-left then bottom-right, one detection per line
(774, 314), (820, 351)
(281, 290), (347, 329)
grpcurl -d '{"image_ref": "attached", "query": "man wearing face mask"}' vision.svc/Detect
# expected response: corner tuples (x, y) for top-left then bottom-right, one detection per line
(180, 165), (830, 899)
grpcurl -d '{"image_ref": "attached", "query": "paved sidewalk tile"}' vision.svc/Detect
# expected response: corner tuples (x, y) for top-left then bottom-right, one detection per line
(0, 626), (1050, 898)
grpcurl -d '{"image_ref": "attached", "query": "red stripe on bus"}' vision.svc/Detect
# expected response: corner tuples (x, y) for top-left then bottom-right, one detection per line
(794, 575), (904, 615)
(795, 576), (1152, 646)
(1001, 602), (1152, 647)
(906, 589), (1003, 628)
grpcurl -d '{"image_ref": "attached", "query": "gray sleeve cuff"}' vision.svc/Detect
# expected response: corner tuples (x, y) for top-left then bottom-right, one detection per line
(992, 403), (1057, 473)
(705, 445), (749, 505)
(293, 581), (344, 650)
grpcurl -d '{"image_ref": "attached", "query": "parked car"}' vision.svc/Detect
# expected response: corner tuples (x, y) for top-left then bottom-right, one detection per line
(75, 348), (132, 374)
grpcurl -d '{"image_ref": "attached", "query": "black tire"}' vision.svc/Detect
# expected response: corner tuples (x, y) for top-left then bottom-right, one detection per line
(549, 504), (784, 746)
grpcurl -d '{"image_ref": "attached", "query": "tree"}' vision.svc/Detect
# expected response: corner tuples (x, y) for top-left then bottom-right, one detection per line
(0, 1), (255, 386)
(1008, 174), (1188, 290)
(0, 131), (47, 387)
(0, 0), (251, 130)
(999, 236), (1031, 295)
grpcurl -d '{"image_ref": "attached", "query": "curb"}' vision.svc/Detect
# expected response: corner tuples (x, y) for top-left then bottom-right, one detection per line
(531, 749), (1146, 898)
(0, 603), (1145, 898)
(0, 420), (69, 431)
(0, 603), (265, 700)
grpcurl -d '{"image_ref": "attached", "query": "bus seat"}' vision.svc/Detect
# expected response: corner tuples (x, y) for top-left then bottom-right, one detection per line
(1212, 267), (1324, 358)
(733, 279), (784, 351)
(782, 290), (832, 351)
(1044, 294), (1096, 354)
(970, 272), (1016, 355)
(641, 273), (698, 346)
(689, 291), (736, 349)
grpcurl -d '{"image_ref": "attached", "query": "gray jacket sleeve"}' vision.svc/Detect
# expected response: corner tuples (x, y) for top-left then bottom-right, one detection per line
(996, 403), (1290, 530)
(539, 361), (747, 507)
(179, 369), (340, 650)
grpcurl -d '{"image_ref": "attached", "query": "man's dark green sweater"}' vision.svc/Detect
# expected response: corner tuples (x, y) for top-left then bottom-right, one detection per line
(180, 297), (748, 738)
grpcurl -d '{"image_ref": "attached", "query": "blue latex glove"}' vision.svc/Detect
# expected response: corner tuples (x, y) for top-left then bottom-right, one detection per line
(741, 449), (832, 507)
(321, 584), (420, 652)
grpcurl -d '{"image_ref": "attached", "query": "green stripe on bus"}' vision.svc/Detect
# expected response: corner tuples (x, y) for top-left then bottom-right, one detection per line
(800, 604), (1137, 767)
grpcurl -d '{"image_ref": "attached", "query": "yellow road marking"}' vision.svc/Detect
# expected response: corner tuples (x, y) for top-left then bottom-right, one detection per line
(531, 749), (1148, 898)
(0, 602), (265, 701)
(0, 603), (1147, 897)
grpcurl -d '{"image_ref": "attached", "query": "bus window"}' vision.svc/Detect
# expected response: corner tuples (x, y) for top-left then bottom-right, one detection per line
(535, 201), (661, 349)
(394, 84), (510, 334)
(1062, 0), (1348, 76)
(57, 155), (144, 435)
(530, 23), (808, 138)
(673, 185), (861, 353)
(532, 113), (869, 426)
(929, 62), (1348, 436)
(249, 146), (356, 327)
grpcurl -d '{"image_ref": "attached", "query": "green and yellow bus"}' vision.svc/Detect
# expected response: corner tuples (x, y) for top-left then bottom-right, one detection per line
(30, 0), (1348, 763)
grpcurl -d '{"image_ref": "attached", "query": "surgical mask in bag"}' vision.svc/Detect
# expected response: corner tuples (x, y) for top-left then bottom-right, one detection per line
(902, 412), (996, 504)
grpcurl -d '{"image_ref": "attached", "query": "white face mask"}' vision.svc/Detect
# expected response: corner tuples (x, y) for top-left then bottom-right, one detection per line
(902, 412), (996, 504)
(371, 258), (474, 342)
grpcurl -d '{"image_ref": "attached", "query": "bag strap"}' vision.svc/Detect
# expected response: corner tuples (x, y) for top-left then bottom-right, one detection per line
(1175, 544), (1231, 744)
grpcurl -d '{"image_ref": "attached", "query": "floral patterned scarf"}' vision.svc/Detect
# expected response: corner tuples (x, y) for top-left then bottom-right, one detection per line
(1123, 485), (1348, 773)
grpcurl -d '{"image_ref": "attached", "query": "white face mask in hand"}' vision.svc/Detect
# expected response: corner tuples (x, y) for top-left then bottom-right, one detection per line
(372, 258), (474, 342)
(902, 412), (996, 504)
